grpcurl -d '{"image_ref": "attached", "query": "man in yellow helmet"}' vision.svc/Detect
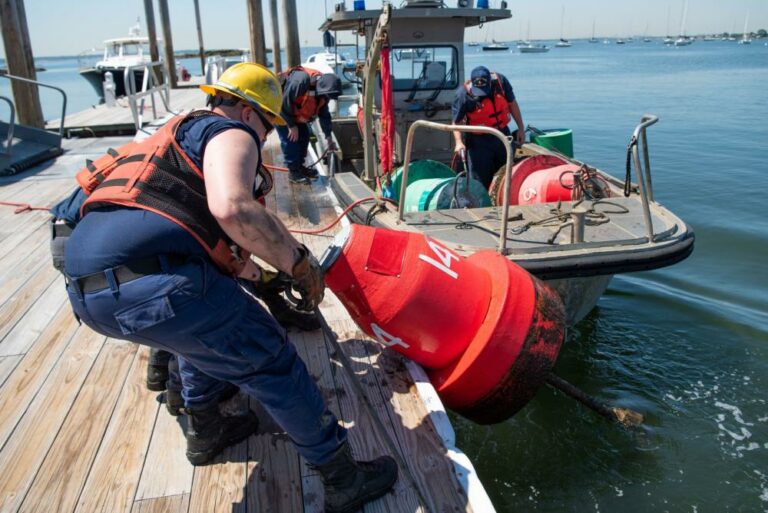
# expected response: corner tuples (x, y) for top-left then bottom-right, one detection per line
(62, 63), (397, 513)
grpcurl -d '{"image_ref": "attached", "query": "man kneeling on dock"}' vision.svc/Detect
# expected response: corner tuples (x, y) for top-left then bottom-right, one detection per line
(61, 62), (397, 513)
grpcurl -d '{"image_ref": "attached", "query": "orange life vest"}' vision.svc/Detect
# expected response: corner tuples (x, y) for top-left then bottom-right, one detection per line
(464, 73), (510, 131)
(281, 66), (328, 124)
(75, 111), (253, 276)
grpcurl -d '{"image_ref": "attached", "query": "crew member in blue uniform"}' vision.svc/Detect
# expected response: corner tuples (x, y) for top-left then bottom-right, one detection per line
(452, 65), (525, 189)
(276, 66), (341, 184)
(61, 63), (396, 513)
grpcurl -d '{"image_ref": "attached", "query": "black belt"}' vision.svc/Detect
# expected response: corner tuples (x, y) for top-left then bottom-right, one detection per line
(69, 255), (186, 294)
(51, 221), (74, 238)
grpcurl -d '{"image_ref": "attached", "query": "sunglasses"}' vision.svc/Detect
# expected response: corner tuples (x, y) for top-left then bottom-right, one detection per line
(246, 105), (275, 135)
(472, 77), (489, 87)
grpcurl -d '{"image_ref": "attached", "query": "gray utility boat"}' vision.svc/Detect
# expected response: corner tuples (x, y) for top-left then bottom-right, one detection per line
(313, 1), (694, 325)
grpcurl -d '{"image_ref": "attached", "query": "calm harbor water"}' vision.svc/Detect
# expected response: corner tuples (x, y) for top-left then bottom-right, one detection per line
(2, 39), (767, 512)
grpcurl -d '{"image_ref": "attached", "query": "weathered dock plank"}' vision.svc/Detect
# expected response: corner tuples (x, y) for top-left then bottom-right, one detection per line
(0, 327), (105, 513)
(134, 403), (194, 501)
(73, 347), (159, 513)
(0, 303), (79, 447)
(131, 494), (190, 513)
(17, 340), (136, 513)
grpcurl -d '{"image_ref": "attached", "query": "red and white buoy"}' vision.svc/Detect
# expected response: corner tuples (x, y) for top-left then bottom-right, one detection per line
(322, 225), (566, 424)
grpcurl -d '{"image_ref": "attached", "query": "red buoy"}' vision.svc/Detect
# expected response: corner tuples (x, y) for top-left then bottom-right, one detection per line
(322, 225), (566, 423)
(489, 154), (567, 206)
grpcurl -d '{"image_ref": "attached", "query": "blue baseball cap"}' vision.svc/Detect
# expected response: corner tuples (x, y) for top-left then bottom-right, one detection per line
(469, 66), (492, 97)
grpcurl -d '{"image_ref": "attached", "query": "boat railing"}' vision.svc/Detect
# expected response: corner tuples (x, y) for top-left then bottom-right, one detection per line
(398, 120), (516, 255)
(0, 73), (67, 141)
(123, 60), (174, 132)
(204, 56), (227, 84)
(629, 114), (659, 242)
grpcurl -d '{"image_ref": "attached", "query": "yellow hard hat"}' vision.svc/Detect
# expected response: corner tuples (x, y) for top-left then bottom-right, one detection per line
(200, 62), (286, 125)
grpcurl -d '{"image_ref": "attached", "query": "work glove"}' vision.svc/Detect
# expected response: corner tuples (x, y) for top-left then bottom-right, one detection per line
(326, 136), (338, 152)
(291, 244), (325, 311)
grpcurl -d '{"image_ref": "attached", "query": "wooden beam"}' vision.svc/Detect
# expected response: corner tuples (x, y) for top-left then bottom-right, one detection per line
(281, 0), (300, 67)
(247, 0), (268, 65)
(157, 0), (178, 87)
(192, 0), (206, 74)
(269, 0), (282, 73)
(0, 0), (44, 127)
(143, 0), (161, 65)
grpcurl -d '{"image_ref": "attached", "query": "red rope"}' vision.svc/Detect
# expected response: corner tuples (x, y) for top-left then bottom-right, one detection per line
(289, 196), (397, 235)
(0, 200), (51, 214)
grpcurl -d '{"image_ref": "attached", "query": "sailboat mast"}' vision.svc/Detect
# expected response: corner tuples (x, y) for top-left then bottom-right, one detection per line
(560, 6), (565, 39)
(679, 0), (688, 37)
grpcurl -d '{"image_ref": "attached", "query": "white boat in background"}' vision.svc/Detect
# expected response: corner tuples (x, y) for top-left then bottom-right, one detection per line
(78, 19), (157, 102)
(674, 0), (693, 46)
(518, 21), (549, 53)
(482, 40), (510, 51)
(739, 13), (752, 44)
(589, 21), (599, 43)
(555, 7), (571, 48)
(518, 42), (550, 53)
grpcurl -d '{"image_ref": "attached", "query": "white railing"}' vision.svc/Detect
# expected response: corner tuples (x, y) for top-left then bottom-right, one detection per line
(123, 60), (175, 131)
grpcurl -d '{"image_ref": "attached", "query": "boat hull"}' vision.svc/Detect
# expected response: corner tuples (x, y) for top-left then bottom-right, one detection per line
(79, 67), (146, 102)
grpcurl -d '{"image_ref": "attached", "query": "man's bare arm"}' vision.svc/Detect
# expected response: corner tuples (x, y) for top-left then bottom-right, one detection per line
(204, 129), (301, 275)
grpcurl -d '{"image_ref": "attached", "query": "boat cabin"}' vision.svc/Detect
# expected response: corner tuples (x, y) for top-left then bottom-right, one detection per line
(321, 1), (511, 176)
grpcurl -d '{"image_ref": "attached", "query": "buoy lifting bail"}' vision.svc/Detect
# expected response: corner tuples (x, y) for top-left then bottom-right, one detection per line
(320, 225), (566, 424)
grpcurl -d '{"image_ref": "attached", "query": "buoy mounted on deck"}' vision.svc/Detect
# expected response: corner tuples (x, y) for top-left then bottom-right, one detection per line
(489, 154), (612, 207)
(321, 224), (566, 424)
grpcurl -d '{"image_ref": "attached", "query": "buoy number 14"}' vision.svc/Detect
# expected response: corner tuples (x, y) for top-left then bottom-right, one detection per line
(418, 238), (459, 279)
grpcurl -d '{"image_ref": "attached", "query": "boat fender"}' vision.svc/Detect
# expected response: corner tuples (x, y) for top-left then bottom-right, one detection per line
(322, 225), (566, 424)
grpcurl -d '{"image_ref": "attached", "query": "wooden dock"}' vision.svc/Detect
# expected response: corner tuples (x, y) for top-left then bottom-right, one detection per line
(0, 120), (489, 511)
(45, 86), (207, 138)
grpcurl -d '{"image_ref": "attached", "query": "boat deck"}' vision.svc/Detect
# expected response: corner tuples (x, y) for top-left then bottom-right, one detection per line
(0, 134), (481, 512)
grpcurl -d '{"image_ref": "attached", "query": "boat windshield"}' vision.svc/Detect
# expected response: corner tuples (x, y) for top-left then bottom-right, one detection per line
(105, 42), (148, 59)
(389, 45), (458, 91)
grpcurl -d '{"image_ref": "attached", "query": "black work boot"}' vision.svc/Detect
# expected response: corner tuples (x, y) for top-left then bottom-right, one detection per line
(261, 289), (321, 331)
(165, 383), (241, 417)
(183, 403), (259, 466)
(300, 165), (319, 180)
(289, 168), (310, 184)
(146, 349), (172, 391)
(314, 443), (398, 513)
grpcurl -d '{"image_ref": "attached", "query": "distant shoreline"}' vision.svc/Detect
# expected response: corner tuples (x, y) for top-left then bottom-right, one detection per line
(174, 48), (273, 59)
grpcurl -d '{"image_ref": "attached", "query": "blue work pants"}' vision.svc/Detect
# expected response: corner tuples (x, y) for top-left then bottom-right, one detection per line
(276, 124), (311, 170)
(66, 256), (346, 465)
(466, 127), (513, 189)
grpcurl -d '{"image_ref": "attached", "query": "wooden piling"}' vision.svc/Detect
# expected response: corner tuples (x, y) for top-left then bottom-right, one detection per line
(281, 0), (301, 67)
(246, 0), (268, 65)
(143, 0), (161, 65)
(0, 0), (44, 128)
(157, 0), (178, 87)
(269, 0), (282, 73)
(192, 0), (206, 74)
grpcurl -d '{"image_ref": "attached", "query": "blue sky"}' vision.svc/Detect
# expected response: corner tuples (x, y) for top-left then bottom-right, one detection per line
(2, 0), (767, 57)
